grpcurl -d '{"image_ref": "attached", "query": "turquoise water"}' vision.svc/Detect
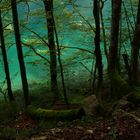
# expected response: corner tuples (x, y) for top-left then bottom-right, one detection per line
(0, 0), (137, 92)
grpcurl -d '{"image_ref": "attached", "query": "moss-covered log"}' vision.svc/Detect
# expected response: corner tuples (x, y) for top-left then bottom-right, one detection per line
(27, 105), (85, 121)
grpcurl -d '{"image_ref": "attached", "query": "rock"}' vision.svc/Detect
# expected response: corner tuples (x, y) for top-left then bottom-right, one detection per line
(31, 136), (47, 140)
(114, 99), (134, 111)
(85, 129), (93, 134)
(83, 95), (100, 116)
(107, 126), (111, 130)
(76, 126), (84, 130)
(112, 109), (140, 123)
(51, 128), (62, 135)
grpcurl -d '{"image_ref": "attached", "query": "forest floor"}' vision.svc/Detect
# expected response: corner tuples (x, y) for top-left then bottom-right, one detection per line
(0, 83), (140, 140)
(0, 108), (139, 140)
(29, 116), (140, 140)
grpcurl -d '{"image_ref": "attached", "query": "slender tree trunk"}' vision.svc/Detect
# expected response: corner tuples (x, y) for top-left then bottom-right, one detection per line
(11, 0), (29, 106)
(131, 0), (140, 85)
(44, 0), (59, 101)
(93, 0), (103, 91)
(122, 54), (132, 84)
(100, 0), (108, 61)
(108, 0), (122, 74)
(53, 20), (68, 105)
(0, 10), (14, 101)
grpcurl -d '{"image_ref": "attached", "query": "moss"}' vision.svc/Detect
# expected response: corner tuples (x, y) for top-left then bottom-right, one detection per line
(27, 105), (85, 121)
(110, 73), (132, 98)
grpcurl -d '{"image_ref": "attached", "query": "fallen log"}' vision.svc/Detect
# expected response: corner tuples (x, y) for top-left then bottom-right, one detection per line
(27, 105), (85, 121)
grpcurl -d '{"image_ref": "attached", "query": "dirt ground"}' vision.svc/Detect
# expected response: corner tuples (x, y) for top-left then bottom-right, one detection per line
(30, 116), (140, 140)
(6, 112), (140, 140)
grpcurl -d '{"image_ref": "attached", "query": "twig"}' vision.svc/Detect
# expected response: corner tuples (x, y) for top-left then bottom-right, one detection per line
(22, 42), (50, 64)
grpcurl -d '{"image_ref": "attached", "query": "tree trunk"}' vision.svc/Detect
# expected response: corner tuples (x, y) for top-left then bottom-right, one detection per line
(93, 0), (103, 91)
(108, 0), (122, 74)
(11, 0), (29, 106)
(107, 0), (131, 98)
(0, 10), (14, 101)
(44, 0), (59, 102)
(100, 0), (108, 61)
(53, 19), (68, 105)
(131, 0), (140, 85)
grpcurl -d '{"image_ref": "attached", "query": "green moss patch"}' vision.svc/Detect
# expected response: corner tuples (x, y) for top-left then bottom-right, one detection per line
(27, 105), (85, 121)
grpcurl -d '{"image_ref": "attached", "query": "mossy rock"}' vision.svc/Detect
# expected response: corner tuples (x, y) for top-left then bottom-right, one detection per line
(127, 92), (140, 106)
(27, 105), (85, 121)
(83, 95), (100, 116)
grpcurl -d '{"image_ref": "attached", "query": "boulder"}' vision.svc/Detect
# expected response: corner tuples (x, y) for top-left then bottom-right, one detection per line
(83, 95), (100, 116)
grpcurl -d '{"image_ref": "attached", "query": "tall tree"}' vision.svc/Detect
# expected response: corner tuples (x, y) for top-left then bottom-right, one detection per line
(93, 0), (103, 91)
(11, 0), (29, 106)
(100, 0), (108, 61)
(107, 0), (129, 99)
(131, 0), (140, 85)
(0, 10), (14, 101)
(44, 0), (59, 102)
(108, 0), (122, 74)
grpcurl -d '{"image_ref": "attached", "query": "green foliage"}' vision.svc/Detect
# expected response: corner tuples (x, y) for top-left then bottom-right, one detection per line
(107, 127), (118, 140)
(70, 95), (85, 104)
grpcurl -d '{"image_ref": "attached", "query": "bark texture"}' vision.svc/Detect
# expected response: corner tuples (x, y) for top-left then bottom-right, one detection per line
(44, 0), (59, 101)
(11, 0), (29, 106)
(131, 0), (140, 84)
(0, 10), (14, 101)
